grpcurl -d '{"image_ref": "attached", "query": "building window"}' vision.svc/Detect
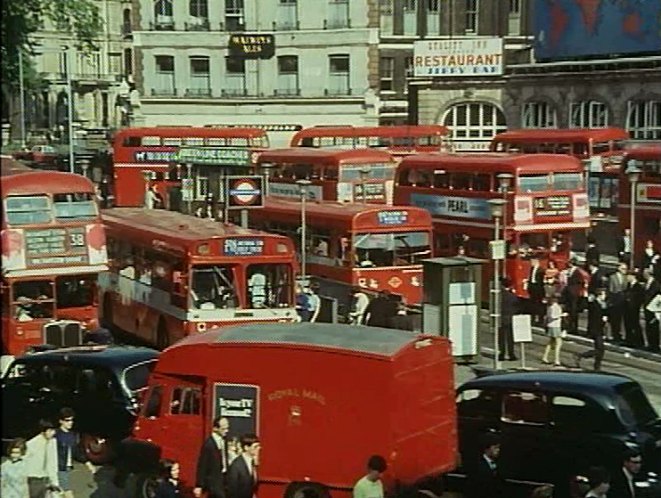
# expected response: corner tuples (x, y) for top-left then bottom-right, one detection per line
(328, 54), (350, 95)
(153, 55), (175, 96)
(403, 0), (417, 35)
(521, 102), (557, 128)
(443, 102), (507, 152)
(277, 0), (298, 30)
(508, 0), (521, 35)
(627, 100), (661, 140)
(224, 57), (246, 96)
(187, 0), (209, 30)
(465, 0), (478, 34)
(569, 100), (609, 128)
(225, 0), (244, 31)
(327, 0), (349, 29)
(380, 0), (394, 35)
(380, 57), (394, 92)
(427, 0), (440, 35)
(188, 57), (210, 96)
(277, 55), (299, 96)
(153, 0), (174, 30)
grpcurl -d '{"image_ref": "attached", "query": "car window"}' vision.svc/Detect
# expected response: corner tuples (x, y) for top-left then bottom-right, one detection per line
(502, 391), (548, 425)
(76, 367), (123, 401)
(551, 395), (617, 433)
(457, 388), (500, 421)
(123, 360), (157, 393)
(170, 386), (202, 415)
(143, 385), (163, 419)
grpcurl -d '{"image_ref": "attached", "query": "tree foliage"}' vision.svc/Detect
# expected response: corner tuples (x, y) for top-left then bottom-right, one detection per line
(1, 0), (103, 90)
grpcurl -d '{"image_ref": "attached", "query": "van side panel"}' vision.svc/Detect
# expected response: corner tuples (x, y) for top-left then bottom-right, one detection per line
(155, 344), (392, 495)
(391, 338), (457, 480)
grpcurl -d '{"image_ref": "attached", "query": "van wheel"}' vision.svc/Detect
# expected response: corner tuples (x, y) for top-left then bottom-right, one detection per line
(285, 483), (330, 498)
(156, 319), (168, 350)
(81, 433), (113, 464)
(135, 473), (159, 498)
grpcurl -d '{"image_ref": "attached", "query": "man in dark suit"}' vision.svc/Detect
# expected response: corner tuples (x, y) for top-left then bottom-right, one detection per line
(587, 261), (607, 297)
(624, 272), (645, 348)
(226, 433), (260, 498)
(608, 263), (629, 344)
(642, 268), (661, 352)
(585, 236), (601, 267)
(499, 278), (520, 361)
(526, 258), (545, 325)
(466, 433), (504, 498)
(364, 290), (398, 328)
(194, 417), (230, 498)
(564, 259), (585, 336)
(609, 449), (643, 498)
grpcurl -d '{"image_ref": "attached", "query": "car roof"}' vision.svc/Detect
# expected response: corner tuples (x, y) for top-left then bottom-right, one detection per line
(12, 346), (159, 371)
(459, 370), (635, 395)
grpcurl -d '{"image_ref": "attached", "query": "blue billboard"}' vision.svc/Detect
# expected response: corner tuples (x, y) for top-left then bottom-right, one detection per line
(533, 0), (661, 60)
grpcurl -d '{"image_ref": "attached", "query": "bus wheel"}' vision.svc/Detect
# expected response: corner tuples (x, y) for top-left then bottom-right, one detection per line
(284, 483), (330, 498)
(135, 473), (159, 498)
(156, 319), (168, 350)
(81, 433), (113, 464)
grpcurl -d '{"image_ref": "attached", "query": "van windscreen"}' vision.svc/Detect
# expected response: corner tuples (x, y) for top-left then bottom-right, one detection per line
(614, 383), (659, 428)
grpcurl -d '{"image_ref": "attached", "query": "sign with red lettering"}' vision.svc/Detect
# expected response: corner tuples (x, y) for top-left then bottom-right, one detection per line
(413, 38), (503, 77)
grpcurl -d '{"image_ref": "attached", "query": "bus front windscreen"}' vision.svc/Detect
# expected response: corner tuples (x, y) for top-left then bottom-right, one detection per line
(354, 231), (431, 267)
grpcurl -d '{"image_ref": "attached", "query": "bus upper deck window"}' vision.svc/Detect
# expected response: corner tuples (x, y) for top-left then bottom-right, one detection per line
(142, 136), (161, 147)
(124, 136), (141, 147)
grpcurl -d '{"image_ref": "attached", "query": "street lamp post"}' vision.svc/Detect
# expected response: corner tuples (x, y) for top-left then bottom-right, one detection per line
(626, 164), (642, 269)
(488, 198), (507, 370)
(359, 167), (371, 204)
(296, 179), (312, 280)
(63, 46), (75, 173)
(18, 48), (27, 149)
(497, 173), (514, 279)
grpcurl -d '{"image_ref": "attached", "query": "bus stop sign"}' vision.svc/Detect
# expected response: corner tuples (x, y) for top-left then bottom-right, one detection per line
(226, 176), (264, 209)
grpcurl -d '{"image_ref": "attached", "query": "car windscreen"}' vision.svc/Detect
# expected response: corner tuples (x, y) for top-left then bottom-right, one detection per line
(614, 383), (659, 428)
(122, 360), (157, 393)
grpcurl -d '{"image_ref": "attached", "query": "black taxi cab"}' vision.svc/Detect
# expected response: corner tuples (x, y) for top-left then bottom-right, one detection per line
(1, 344), (158, 463)
(456, 370), (661, 489)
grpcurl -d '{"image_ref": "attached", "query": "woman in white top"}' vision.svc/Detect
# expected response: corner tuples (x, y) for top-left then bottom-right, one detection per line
(542, 295), (566, 366)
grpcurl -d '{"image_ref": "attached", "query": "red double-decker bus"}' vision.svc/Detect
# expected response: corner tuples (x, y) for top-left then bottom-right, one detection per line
(99, 208), (298, 349)
(394, 153), (591, 298)
(290, 125), (452, 155)
(257, 148), (397, 204)
(1, 156), (108, 356)
(249, 199), (433, 306)
(618, 146), (661, 257)
(111, 126), (269, 207)
(491, 128), (629, 218)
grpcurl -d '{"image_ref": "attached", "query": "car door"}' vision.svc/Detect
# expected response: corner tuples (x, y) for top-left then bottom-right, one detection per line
(1, 360), (60, 439)
(456, 386), (501, 472)
(498, 389), (551, 482)
(73, 365), (127, 438)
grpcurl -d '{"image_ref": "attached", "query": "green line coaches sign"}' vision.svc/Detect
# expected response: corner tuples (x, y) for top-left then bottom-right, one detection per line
(228, 34), (275, 59)
(176, 147), (253, 166)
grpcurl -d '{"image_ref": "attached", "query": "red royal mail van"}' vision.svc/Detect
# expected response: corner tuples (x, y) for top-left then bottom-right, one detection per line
(118, 323), (457, 498)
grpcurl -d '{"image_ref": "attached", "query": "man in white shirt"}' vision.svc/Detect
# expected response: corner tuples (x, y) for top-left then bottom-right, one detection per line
(24, 419), (59, 498)
(248, 270), (267, 308)
(307, 283), (321, 323)
(349, 287), (370, 325)
(226, 434), (261, 498)
(353, 455), (387, 498)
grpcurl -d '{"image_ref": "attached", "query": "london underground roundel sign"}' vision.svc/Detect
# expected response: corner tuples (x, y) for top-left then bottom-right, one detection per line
(226, 175), (264, 209)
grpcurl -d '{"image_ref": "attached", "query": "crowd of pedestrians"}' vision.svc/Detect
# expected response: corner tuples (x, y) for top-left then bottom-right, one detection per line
(526, 236), (661, 370)
(1, 408), (96, 498)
